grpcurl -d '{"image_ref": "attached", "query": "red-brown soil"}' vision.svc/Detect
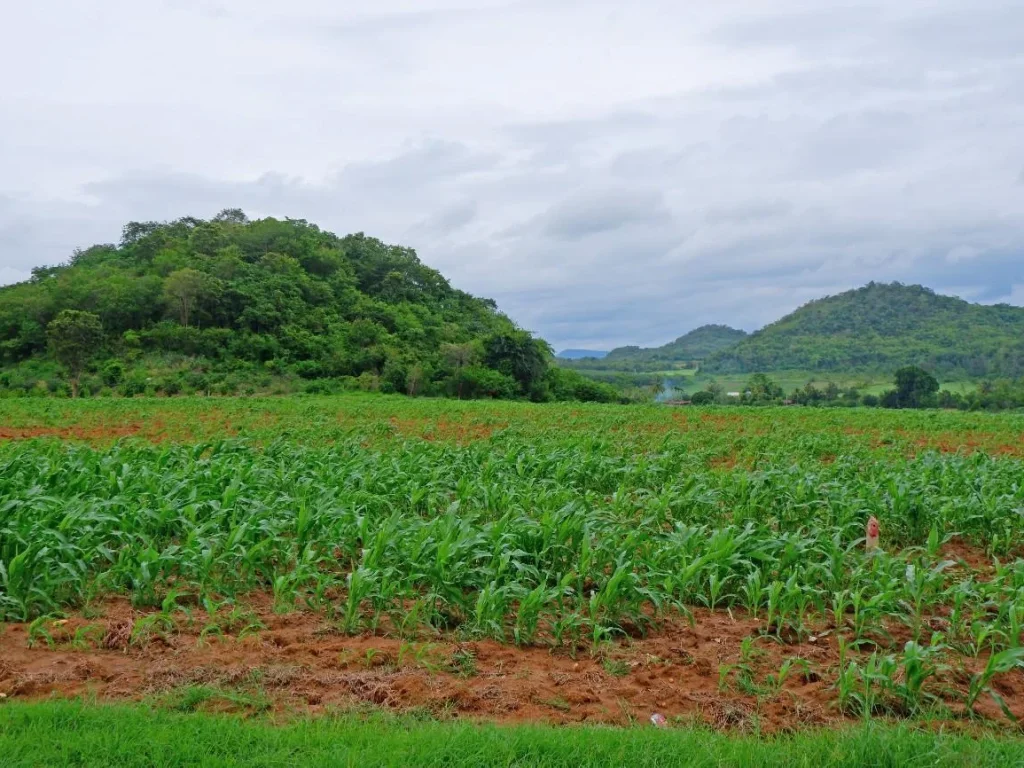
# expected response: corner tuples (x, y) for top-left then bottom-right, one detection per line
(2, 597), (1020, 731)
(0, 425), (146, 442)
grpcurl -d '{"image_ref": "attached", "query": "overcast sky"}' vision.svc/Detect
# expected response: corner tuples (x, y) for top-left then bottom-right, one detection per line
(2, 0), (1023, 350)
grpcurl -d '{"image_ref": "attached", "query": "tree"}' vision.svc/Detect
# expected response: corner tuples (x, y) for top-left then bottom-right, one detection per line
(448, 365), (517, 399)
(442, 342), (478, 370)
(894, 365), (939, 408)
(120, 221), (161, 246)
(441, 342), (480, 399)
(691, 390), (715, 405)
(164, 268), (209, 327)
(213, 208), (248, 224)
(406, 363), (426, 396)
(483, 330), (552, 396)
(47, 310), (103, 397)
(745, 373), (783, 403)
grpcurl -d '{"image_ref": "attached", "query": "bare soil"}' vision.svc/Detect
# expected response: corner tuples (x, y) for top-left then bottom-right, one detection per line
(2, 597), (1021, 732)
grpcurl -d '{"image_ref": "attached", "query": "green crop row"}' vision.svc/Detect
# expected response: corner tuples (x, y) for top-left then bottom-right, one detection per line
(2, 438), (1022, 653)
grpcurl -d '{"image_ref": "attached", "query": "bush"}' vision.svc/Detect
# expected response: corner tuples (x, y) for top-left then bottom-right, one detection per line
(79, 375), (103, 397)
(879, 390), (900, 409)
(159, 377), (182, 396)
(303, 379), (337, 395)
(100, 360), (125, 387)
(118, 372), (148, 398)
(690, 391), (715, 405)
(447, 366), (517, 399)
(293, 360), (325, 380)
(546, 368), (619, 403)
(357, 372), (380, 392)
(185, 372), (210, 394)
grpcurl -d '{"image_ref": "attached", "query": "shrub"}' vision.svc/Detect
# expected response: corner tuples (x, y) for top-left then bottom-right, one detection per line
(118, 372), (148, 398)
(100, 360), (125, 387)
(159, 377), (182, 396)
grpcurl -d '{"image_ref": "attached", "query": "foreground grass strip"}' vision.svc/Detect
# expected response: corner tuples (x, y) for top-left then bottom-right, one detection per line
(1, 701), (1023, 767)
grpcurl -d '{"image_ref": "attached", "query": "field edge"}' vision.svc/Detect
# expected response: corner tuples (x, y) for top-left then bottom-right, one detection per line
(1, 700), (1024, 767)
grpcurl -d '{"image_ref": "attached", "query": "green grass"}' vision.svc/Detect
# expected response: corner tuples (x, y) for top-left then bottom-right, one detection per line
(648, 368), (699, 378)
(579, 366), (979, 398)
(1, 700), (1022, 767)
(687, 371), (976, 397)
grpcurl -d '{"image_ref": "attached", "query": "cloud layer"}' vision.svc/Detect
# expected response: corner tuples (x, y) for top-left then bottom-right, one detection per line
(2, 0), (1023, 349)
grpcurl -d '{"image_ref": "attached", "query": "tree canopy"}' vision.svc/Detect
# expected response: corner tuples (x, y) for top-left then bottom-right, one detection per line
(0, 211), (614, 402)
(704, 283), (1024, 378)
(46, 309), (103, 398)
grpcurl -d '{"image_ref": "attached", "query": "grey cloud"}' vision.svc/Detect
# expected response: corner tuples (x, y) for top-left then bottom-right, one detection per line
(896, 3), (1024, 60)
(704, 200), (792, 224)
(505, 112), (657, 151)
(4, 0), (1024, 351)
(164, 0), (230, 18)
(710, 5), (884, 53)
(798, 111), (919, 178)
(712, 1), (1024, 64)
(335, 140), (499, 191)
(407, 200), (478, 238)
(533, 189), (673, 241)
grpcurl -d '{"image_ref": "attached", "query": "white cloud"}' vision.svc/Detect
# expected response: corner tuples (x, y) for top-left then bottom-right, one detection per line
(2, 0), (1024, 349)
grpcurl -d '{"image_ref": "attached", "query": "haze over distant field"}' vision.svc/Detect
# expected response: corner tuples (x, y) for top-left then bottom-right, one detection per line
(2, 0), (1023, 349)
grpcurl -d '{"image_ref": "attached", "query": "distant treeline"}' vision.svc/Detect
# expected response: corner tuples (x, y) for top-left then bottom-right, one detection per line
(678, 368), (1024, 411)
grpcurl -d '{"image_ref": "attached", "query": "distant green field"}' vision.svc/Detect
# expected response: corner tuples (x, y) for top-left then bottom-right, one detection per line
(648, 368), (698, 378)
(620, 368), (978, 398)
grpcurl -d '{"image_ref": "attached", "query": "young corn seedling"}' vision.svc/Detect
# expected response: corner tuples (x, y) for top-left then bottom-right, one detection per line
(26, 616), (57, 649)
(965, 646), (1024, 721)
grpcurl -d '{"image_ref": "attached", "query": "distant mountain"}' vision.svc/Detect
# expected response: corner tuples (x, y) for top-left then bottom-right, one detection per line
(703, 282), (1024, 378)
(604, 325), (748, 364)
(556, 349), (609, 360)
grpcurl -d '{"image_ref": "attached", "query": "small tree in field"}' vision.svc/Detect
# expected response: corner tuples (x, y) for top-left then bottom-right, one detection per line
(893, 365), (939, 408)
(47, 310), (103, 397)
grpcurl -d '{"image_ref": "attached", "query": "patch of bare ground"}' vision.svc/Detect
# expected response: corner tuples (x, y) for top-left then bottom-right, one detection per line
(2, 597), (1022, 732)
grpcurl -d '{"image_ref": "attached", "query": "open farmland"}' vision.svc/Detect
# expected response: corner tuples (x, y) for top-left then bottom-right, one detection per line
(2, 396), (1024, 753)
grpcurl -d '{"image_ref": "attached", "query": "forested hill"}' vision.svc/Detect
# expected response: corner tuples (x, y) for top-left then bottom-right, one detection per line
(604, 324), (748, 364)
(703, 282), (1024, 378)
(0, 210), (616, 401)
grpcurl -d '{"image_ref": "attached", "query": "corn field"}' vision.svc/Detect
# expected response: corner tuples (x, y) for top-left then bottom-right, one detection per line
(1, 396), (1024, 723)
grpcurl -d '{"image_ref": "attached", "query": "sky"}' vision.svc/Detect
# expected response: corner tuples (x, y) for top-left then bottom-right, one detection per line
(2, 0), (1023, 351)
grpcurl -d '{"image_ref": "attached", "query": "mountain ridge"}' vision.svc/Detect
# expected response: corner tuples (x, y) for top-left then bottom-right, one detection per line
(604, 324), (748, 364)
(702, 282), (1024, 378)
(556, 349), (609, 360)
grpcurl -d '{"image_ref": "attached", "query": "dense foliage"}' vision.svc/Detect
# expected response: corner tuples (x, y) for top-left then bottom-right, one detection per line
(672, 366), (1024, 411)
(705, 283), (1024, 378)
(0, 211), (618, 403)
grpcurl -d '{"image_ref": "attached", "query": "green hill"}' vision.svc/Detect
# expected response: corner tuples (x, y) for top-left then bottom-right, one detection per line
(704, 282), (1024, 378)
(556, 349), (608, 360)
(0, 210), (614, 401)
(604, 324), (748, 365)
